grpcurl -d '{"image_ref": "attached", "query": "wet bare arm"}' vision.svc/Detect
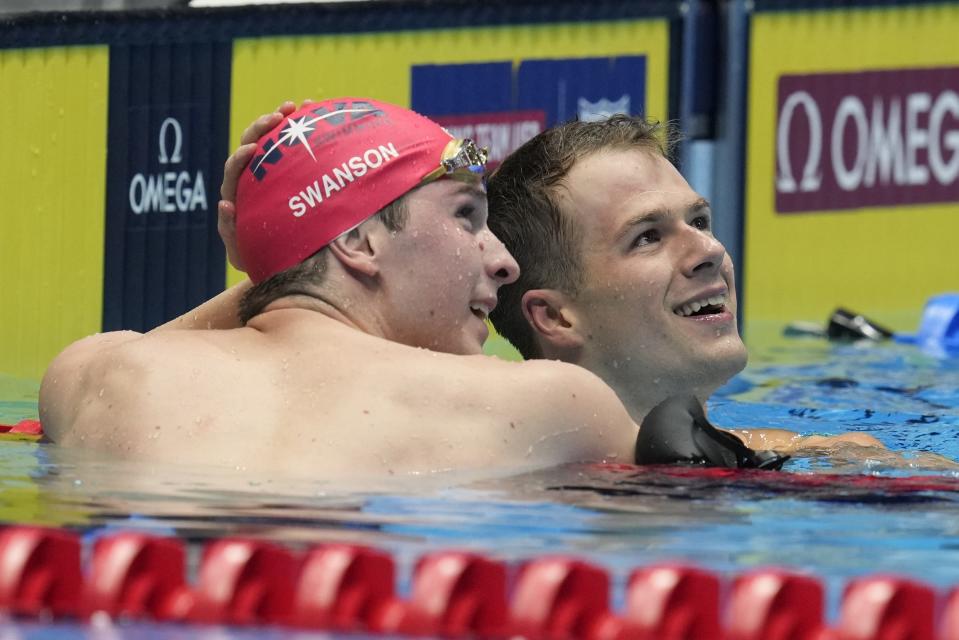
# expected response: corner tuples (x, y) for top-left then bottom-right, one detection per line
(732, 427), (959, 470)
(154, 279), (253, 331)
(730, 428), (886, 453)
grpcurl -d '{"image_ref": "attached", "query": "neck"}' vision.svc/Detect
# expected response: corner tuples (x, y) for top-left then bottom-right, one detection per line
(259, 289), (387, 338)
(547, 344), (715, 423)
(607, 373), (715, 424)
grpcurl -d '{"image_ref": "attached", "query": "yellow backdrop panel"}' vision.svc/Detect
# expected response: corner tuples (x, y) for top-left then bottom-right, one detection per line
(746, 4), (959, 332)
(227, 19), (671, 289)
(0, 46), (109, 380)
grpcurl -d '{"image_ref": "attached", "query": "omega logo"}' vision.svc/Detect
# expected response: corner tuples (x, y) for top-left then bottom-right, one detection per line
(128, 116), (208, 215)
(777, 86), (959, 196)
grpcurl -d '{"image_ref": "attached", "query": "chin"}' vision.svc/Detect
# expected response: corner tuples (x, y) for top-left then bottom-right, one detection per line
(684, 343), (747, 390)
(709, 346), (749, 384)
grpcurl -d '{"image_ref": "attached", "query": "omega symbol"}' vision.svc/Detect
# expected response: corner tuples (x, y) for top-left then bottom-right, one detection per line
(158, 117), (183, 165)
(776, 91), (823, 194)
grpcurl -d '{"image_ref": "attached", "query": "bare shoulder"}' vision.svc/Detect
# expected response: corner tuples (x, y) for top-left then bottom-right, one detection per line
(368, 349), (638, 467)
(39, 331), (142, 438)
(369, 342), (629, 421)
(460, 356), (638, 465)
(45, 331), (144, 372)
(41, 331), (143, 406)
(486, 357), (625, 410)
(39, 329), (226, 442)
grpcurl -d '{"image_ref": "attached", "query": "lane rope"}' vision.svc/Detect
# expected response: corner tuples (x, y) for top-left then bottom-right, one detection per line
(0, 525), (955, 639)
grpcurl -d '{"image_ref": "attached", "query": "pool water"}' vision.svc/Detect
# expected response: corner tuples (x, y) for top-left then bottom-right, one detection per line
(1, 332), (958, 633)
(714, 330), (959, 465)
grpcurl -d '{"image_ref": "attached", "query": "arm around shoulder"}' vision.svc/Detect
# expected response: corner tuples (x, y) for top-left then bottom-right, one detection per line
(729, 427), (885, 452)
(153, 279), (252, 331)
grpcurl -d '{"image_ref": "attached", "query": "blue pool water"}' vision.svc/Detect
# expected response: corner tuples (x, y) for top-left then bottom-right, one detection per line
(1, 332), (958, 636)
(713, 335), (959, 465)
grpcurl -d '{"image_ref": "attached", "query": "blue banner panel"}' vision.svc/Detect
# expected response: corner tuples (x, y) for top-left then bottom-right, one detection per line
(411, 62), (514, 116)
(412, 56), (647, 128)
(516, 57), (647, 125)
(103, 42), (231, 332)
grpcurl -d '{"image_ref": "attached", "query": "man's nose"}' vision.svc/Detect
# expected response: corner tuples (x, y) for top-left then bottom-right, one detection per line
(480, 231), (520, 285)
(680, 227), (727, 278)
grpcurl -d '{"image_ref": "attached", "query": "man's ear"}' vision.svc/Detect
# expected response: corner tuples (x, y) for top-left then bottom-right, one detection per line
(327, 222), (381, 278)
(521, 288), (585, 351)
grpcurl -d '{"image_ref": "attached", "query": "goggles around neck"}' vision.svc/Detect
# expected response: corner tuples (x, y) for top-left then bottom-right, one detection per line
(421, 138), (489, 184)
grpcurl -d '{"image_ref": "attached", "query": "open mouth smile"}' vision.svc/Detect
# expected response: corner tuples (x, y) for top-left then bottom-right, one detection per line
(673, 293), (728, 318)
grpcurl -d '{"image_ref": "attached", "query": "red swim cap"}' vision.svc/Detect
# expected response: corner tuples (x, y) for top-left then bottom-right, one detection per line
(236, 98), (456, 283)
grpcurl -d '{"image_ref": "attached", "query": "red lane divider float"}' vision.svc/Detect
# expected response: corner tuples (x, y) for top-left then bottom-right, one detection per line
(836, 576), (936, 640)
(191, 538), (298, 626)
(0, 526), (82, 617)
(0, 419), (43, 440)
(0, 525), (957, 639)
(293, 543), (396, 630)
(397, 551), (509, 637)
(624, 564), (722, 639)
(940, 588), (959, 640)
(726, 569), (825, 640)
(86, 532), (191, 621)
(510, 556), (614, 640)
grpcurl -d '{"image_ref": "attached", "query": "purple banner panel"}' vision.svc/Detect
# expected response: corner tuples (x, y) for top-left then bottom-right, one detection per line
(775, 68), (959, 213)
(432, 110), (546, 170)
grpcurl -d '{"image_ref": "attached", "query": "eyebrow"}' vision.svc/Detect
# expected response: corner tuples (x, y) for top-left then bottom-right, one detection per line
(614, 197), (711, 243)
(451, 184), (487, 201)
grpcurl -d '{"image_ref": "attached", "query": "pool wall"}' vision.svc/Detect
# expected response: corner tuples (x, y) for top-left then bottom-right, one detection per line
(743, 1), (959, 335)
(0, 1), (677, 377)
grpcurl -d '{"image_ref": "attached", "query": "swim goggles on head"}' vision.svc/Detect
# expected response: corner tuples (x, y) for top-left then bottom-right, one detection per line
(421, 138), (489, 183)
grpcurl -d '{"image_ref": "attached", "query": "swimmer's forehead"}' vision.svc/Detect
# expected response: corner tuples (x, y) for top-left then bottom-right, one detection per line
(558, 147), (696, 207)
(411, 175), (487, 204)
(621, 194), (711, 221)
(448, 174), (486, 194)
(612, 197), (711, 243)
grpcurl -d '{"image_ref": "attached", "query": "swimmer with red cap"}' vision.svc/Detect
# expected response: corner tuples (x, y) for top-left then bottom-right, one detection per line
(235, 98), (489, 285)
(40, 98), (642, 478)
